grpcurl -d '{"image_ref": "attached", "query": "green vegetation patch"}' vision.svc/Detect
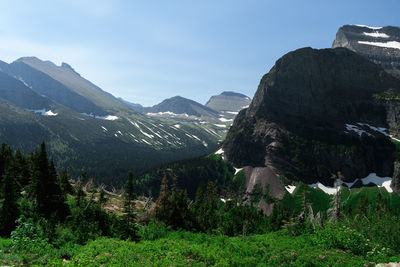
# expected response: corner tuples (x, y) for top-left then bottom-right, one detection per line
(43, 230), (397, 266)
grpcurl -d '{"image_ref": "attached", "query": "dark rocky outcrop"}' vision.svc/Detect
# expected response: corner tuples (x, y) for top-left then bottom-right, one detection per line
(223, 47), (400, 188)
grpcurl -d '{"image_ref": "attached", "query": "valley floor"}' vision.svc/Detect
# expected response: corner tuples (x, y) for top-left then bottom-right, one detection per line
(2, 230), (399, 266)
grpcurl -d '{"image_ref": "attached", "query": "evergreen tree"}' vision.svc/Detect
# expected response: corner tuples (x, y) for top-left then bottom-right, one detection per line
(76, 172), (86, 207)
(14, 148), (30, 187)
(0, 164), (20, 236)
(31, 142), (68, 219)
(154, 176), (172, 225)
(59, 168), (74, 196)
(0, 144), (12, 188)
(169, 176), (191, 229)
(192, 181), (219, 233)
(122, 172), (137, 240)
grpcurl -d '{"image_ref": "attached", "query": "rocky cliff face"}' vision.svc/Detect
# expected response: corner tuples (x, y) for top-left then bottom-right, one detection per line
(223, 47), (400, 193)
(332, 25), (400, 79)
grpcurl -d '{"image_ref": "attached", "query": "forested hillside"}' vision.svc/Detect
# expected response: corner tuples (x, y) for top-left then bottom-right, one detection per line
(1, 143), (400, 265)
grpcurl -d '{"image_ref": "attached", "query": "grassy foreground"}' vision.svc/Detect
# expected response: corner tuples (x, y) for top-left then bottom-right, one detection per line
(2, 229), (399, 266)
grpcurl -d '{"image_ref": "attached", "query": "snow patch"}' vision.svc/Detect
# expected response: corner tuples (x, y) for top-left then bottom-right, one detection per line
(80, 113), (118, 120)
(215, 148), (224, 155)
(202, 141), (208, 147)
(26, 109), (58, 116)
(361, 173), (392, 193)
(309, 182), (339, 195)
(214, 124), (226, 128)
(363, 32), (389, 38)
(219, 117), (233, 122)
(174, 124), (181, 128)
(191, 135), (201, 141)
(146, 111), (189, 117)
(44, 110), (58, 116)
(285, 185), (296, 194)
(101, 126), (108, 132)
(140, 130), (154, 139)
(358, 41), (400, 50)
(103, 115), (118, 121)
(234, 167), (243, 175)
(345, 124), (372, 136)
(225, 111), (239, 115)
(17, 77), (33, 89)
(390, 135), (400, 142)
(141, 139), (152, 145)
(345, 123), (390, 137)
(352, 24), (382, 30)
(309, 173), (393, 195)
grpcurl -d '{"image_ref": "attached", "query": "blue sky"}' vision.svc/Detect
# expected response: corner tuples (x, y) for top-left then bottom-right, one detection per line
(0, 0), (399, 106)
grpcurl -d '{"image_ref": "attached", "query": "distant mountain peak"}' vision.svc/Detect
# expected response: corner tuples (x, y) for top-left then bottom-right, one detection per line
(205, 91), (251, 112)
(220, 91), (249, 98)
(15, 56), (41, 64)
(145, 95), (218, 118)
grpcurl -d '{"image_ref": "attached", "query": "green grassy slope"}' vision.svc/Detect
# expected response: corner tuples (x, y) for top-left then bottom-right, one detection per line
(2, 229), (397, 266)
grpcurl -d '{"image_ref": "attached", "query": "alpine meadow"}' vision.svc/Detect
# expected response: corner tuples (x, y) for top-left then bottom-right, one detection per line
(1, 1), (400, 266)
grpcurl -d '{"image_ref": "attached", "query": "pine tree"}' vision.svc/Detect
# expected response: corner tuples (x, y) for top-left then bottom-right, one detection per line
(154, 175), (172, 225)
(122, 172), (137, 240)
(14, 148), (30, 187)
(59, 168), (74, 196)
(169, 176), (191, 229)
(76, 172), (86, 207)
(32, 142), (68, 219)
(0, 164), (20, 236)
(192, 181), (219, 232)
(0, 144), (12, 188)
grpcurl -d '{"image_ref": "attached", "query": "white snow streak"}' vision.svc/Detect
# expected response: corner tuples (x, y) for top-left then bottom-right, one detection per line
(215, 148), (224, 155)
(358, 41), (400, 50)
(363, 32), (389, 38)
(219, 117), (233, 122)
(352, 24), (383, 30)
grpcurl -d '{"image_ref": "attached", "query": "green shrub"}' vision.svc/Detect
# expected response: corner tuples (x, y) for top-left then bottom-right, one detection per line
(137, 221), (170, 241)
(313, 224), (372, 256)
(10, 217), (54, 254)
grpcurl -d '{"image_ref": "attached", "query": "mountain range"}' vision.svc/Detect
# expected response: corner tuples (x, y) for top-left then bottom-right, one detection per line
(0, 56), (250, 185)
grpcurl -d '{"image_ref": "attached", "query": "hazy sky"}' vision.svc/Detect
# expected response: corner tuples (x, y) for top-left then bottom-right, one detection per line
(0, 0), (399, 106)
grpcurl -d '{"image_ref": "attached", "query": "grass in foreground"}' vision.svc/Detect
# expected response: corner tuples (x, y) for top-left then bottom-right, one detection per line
(0, 229), (386, 266)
